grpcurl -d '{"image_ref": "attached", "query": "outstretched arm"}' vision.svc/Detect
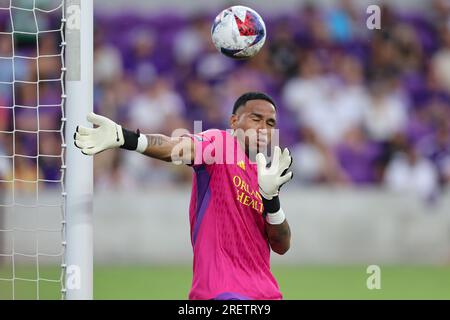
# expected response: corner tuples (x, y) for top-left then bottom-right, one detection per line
(74, 112), (194, 164)
(141, 134), (194, 164)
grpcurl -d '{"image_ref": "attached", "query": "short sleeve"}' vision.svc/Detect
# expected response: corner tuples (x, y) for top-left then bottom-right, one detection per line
(184, 129), (225, 167)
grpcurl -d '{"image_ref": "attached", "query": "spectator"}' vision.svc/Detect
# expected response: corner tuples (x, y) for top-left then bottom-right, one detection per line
(332, 54), (368, 137)
(269, 20), (299, 78)
(292, 127), (347, 185)
(173, 14), (211, 66)
(363, 79), (408, 142)
(335, 127), (380, 185)
(384, 144), (439, 203)
(431, 24), (450, 93)
(128, 77), (185, 135)
(94, 28), (123, 86)
(184, 78), (225, 130)
(282, 52), (339, 145)
(417, 121), (450, 187)
(124, 29), (157, 85)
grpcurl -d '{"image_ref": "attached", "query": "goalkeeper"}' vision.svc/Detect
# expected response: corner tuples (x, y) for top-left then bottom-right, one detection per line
(74, 92), (293, 300)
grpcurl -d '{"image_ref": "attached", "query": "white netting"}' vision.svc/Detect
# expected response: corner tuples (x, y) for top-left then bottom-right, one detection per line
(0, 0), (66, 299)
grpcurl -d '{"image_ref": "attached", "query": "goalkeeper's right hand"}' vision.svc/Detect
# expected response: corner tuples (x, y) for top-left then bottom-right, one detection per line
(74, 112), (147, 156)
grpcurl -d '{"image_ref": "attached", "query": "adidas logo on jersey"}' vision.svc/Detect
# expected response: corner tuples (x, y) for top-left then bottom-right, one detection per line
(237, 160), (246, 171)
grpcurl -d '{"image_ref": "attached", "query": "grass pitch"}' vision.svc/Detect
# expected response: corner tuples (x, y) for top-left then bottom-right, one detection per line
(1, 265), (449, 299)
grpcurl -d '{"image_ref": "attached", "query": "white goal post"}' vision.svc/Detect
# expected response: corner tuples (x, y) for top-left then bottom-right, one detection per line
(0, 0), (93, 300)
(64, 0), (93, 300)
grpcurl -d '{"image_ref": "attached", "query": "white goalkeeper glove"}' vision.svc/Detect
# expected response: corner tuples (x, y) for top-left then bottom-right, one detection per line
(74, 112), (147, 156)
(256, 146), (293, 200)
(256, 146), (293, 225)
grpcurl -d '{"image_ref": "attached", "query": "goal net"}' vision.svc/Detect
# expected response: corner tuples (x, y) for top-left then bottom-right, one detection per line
(0, 0), (66, 299)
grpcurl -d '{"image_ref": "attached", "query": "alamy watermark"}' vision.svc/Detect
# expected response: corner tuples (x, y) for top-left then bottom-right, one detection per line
(366, 265), (381, 290)
(366, 5), (381, 30)
(65, 264), (81, 290)
(168, 120), (280, 166)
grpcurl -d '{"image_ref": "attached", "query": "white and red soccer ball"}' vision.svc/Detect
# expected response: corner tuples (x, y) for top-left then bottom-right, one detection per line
(211, 5), (266, 59)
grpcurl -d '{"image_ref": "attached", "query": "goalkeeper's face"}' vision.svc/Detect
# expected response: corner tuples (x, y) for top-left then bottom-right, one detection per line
(230, 99), (277, 157)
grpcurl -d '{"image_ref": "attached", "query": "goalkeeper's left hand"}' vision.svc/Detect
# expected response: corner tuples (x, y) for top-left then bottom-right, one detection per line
(256, 146), (293, 200)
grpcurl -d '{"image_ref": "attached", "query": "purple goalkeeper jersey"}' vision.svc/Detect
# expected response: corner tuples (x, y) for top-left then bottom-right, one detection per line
(186, 129), (282, 300)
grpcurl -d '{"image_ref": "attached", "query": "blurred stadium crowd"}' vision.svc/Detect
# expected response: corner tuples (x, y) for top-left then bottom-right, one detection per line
(1, 1), (450, 201)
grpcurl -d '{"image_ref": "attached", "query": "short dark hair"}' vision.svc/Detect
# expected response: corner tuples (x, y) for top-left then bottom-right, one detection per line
(232, 92), (276, 114)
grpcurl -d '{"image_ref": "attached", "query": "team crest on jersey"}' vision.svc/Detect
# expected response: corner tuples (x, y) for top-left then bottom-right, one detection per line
(237, 160), (246, 171)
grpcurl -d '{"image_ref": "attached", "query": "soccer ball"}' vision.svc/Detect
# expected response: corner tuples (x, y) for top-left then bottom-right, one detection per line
(211, 6), (266, 59)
